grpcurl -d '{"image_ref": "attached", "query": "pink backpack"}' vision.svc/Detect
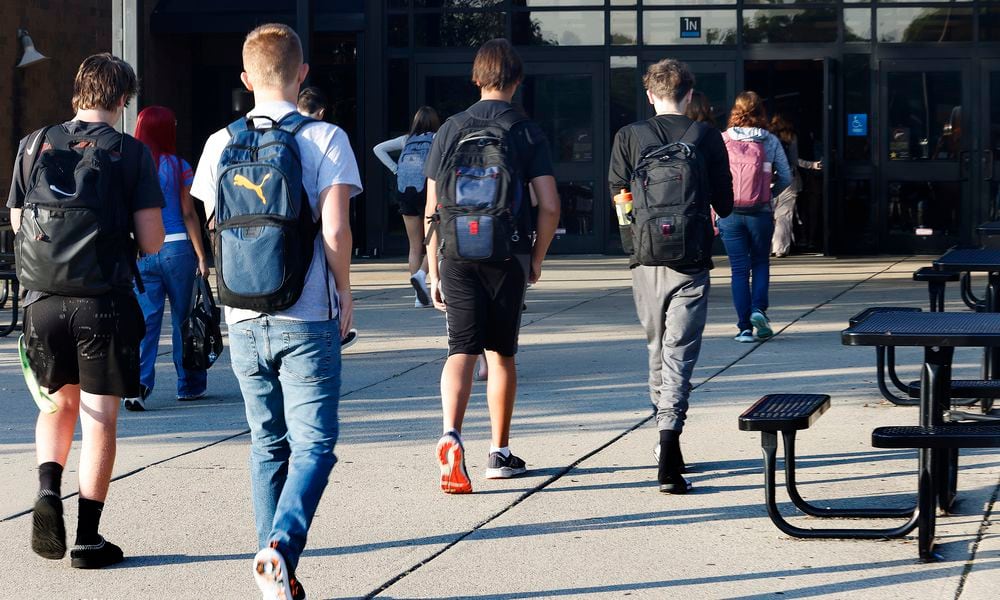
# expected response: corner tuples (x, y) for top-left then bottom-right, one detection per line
(723, 131), (772, 210)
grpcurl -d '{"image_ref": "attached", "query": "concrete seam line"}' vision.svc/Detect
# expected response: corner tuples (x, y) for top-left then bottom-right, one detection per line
(366, 258), (908, 598)
(0, 429), (250, 523)
(954, 474), (1000, 599)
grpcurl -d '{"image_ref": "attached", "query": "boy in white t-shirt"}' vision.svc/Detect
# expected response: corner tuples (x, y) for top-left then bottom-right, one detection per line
(190, 23), (361, 600)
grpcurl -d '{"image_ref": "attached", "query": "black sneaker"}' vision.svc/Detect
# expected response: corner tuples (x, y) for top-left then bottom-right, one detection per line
(31, 492), (66, 560)
(124, 385), (151, 412)
(70, 536), (124, 569)
(484, 452), (527, 479)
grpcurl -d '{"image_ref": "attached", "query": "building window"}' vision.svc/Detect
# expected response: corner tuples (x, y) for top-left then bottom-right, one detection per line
(844, 8), (872, 43)
(413, 11), (505, 47)
(877, 7), (973, 43)
(843, 54), (871, 162)
(512, 11), (604, 46)
(743, 8), (839, 44)
(610, 11), (637, 45)
(643, 10), (737, 45)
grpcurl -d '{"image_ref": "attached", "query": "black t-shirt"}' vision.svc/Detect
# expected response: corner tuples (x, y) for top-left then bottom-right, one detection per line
(608, 114), (734, 270)
(7, 120), (165, 300)
(424, 100), (554, 184)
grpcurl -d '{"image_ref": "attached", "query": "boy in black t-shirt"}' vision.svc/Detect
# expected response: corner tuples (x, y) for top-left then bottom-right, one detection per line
(423, 39), (560, 494)
(8, 54), (165, 568)
(608, 59), (733, 494)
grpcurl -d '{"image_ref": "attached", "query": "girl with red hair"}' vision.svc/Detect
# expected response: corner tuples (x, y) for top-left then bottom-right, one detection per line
(125, 106), (209, 410)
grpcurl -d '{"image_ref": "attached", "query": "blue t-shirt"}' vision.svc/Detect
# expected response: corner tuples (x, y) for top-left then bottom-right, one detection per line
(158, 154), (194, 235)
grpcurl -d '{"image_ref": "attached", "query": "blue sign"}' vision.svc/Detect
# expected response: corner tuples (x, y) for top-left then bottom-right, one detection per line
(848, 113), (868, 137)
(680, 17), (701, 39)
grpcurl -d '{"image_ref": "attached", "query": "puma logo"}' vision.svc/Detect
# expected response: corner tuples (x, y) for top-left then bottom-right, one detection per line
(233, 173), (272, 204)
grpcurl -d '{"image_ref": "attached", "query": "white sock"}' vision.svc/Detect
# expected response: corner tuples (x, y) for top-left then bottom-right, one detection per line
(490, 446), (511, 458)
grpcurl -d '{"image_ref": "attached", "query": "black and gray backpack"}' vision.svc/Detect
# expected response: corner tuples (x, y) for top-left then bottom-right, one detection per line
(629, 121), (710, 267)
(433, 109), (529, 262)
(15, 126), (140, 296)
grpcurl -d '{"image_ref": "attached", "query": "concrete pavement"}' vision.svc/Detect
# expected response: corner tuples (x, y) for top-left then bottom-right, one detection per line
(0, 255), (996, 599)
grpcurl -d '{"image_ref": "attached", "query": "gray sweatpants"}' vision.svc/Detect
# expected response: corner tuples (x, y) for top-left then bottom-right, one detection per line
(631, 266), (710, 433)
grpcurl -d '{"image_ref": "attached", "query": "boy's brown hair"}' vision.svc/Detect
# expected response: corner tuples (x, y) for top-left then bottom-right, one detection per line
(243, 23), (303, 88)
(643, 59), (695, 104)
(471, 39), (523, 92)
(71, 53), (138, 112)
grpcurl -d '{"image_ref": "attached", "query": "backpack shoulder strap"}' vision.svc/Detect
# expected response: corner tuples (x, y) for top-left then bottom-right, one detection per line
(20, 126), (52, 187)
(494, 107), (528, 132)
(226, 117), (250, 137)
(636, 120), (668, 158)
(678, 121), (704, 146)
(277, 111), (316, 135)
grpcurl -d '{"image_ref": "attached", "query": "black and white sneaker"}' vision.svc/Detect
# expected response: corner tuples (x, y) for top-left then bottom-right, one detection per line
(31, 492), (66, 560)
(484, 452), (527, 479)
(70, 536), (124, 569)
(124, 385), (150, 411)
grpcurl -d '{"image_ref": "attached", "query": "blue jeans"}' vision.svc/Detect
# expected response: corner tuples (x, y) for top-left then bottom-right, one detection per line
(228, 316), (341, 572)
(135, 240), (207, 397)
(719, 211), (774, 332)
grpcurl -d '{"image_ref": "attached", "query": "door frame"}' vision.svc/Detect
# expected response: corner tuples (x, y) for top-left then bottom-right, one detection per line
(877, 59), (974, 252)
(979, 59), (1000, 228)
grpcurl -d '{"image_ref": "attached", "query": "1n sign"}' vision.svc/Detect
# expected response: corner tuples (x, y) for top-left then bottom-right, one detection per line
(680, 17), (701, 39)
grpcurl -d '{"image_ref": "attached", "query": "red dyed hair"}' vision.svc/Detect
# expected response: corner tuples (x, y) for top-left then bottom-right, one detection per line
(134, 105), (182, 193)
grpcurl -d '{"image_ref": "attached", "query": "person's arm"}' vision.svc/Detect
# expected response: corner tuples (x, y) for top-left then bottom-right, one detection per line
(373, 135), (406, 174)
(318, 183), (354, 338)
(424, 178), (445, 311)
(528, 175), (560, 284)
(798, 157), (822, 171)
(180, 184), (209, 276)
(768, 134), (792, 197)
(705, 128), (734, 218)
(9, 208), (21, 234)
(134, 207), (165, 255)
(607, 128), (632, 200)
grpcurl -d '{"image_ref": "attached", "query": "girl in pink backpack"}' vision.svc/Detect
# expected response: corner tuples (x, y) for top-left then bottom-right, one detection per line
(718, 92), (791, 343)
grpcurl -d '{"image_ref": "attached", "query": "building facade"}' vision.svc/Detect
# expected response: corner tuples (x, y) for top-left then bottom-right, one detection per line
(23, 1), (1000, 257)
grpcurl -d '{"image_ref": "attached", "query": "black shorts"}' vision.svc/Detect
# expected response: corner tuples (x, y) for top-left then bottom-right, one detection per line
(23, 293), (145, 397)
(398, 186), (426, 217)
(441, 257), (528, 357)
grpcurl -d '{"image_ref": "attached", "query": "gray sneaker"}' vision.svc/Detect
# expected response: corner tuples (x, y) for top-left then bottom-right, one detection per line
(751, 310), (773, 339)
(734, 329), (755, 343)
(484, 452), (527, 479)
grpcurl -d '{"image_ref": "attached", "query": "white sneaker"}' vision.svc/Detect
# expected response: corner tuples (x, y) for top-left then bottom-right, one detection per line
(123, 396), (145, 411)
(414, 295), (430, 308)
(253, 546), (294, 600)
(410, 270), (431, 307)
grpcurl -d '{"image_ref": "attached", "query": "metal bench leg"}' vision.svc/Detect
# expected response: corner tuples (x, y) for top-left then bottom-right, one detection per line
(760, 431), (920, 540)
(877, 346), (918, 406)
(918, 447), (939, 561)
(960, 272), (985, 311)
(781, 431), (916, 518)
(929, 281), (945, 313)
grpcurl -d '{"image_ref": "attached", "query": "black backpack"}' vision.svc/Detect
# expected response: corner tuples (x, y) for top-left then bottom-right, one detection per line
(15, 125), (140, 296)
(433, 109), (529, 262)
(629, 121), (711, 267)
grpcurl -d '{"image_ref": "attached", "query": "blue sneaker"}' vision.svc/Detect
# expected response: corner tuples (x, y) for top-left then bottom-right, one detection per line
(751, 310), (773, 339)
(734, 329), (755, 343)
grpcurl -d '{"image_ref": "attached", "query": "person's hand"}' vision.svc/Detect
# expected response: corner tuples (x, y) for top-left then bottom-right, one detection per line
(528, 259), (543, 285)
(338, 289), (354, 339)
(197, 258), (210, 278)
(430, 276), (446, 312)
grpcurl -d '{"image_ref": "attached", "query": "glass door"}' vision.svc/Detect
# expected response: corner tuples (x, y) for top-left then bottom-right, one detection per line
(518, 62), (605, 254)
(879, 60), (973, 252)
(980, 60), (1000, 234)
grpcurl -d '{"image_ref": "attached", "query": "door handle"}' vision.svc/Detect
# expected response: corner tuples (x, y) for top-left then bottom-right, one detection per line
(985, 149), (995, 181)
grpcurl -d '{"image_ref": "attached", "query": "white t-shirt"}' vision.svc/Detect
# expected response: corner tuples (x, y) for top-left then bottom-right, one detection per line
(190, 100), (362, 324)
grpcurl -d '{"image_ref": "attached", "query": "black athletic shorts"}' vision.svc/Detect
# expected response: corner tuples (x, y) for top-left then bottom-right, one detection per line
(398, 186), (426, 217)
(23, 292), (145, 397)
(441, 256), (528, 357)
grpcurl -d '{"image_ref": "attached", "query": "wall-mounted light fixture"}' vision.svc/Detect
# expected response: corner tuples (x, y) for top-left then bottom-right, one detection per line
(16, 29), (48, 69)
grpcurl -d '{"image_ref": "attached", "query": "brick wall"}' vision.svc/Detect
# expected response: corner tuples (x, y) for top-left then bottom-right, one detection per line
(0, 1), (111, 199)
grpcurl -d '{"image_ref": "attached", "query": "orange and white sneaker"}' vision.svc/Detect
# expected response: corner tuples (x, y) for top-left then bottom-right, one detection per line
(253, 543), (304, 600)
(437, 432), (472, 494)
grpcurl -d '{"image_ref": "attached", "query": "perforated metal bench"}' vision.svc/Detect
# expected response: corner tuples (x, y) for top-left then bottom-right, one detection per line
(740, 394), (919, 545)
(913, 267), (959, 313)
(849, 307), (922, 406)
(871, 424), (1000, 559)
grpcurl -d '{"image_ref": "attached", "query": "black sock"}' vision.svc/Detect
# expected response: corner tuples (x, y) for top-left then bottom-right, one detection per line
(38, 462), (63, 497)
(76, 498), (105, 546)
(658, 430), (680, 482)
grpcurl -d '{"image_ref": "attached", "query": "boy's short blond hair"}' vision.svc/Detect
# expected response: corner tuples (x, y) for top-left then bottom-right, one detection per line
(242, 23), (303, 89)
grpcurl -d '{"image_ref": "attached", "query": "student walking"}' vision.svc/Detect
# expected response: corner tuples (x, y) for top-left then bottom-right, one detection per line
(10, 53), (165, 568)
(608, 59), (733, 493)
(719, 91), (791, 343)
(374, 106), (441, 307)
(297, 86), (327, 120)
(124, 106), (210, 411)
(424, 39), (560, 494)
(190, 23), (361, 600)
(769, 113), (822, 258)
